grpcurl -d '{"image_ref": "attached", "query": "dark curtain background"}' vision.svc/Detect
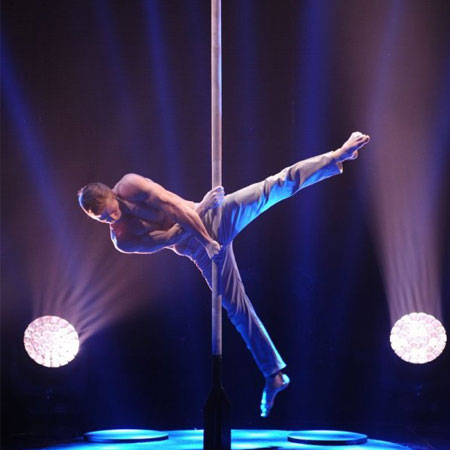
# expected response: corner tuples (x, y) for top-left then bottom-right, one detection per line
(1, 0), (449, 441)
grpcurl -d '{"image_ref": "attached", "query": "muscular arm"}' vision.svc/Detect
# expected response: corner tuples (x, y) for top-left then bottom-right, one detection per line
(157, 193), (213, 247)
(116, 173), (217, 248)
(113, 177), (222, 258)
(112, 223), (187, 254)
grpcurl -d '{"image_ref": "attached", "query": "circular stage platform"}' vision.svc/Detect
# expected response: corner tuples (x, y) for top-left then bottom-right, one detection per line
(75, 429), (410, 449)
(288, 429), (368, 445)
(84, 429), (168, 443)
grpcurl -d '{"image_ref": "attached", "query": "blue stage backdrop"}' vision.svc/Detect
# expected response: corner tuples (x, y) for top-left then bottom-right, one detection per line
(1, 0), (449, 442)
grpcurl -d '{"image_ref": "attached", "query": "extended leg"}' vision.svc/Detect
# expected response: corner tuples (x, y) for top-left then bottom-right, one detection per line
(215, 132), (370, 245)
(216, 151), (343, 245)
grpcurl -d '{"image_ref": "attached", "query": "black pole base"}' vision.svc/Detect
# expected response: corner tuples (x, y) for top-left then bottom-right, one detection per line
(203, 356), (231, 450)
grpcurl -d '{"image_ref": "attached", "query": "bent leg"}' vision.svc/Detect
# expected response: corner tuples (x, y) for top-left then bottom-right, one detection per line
(220, 243), (286, 377)
(217, 151), (342, 244)
(174, 240), (286, 377)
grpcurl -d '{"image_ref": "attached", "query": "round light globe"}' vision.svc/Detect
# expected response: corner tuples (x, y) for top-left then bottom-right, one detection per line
(24, 316), (80, 367)
(390, 312), (446, 364)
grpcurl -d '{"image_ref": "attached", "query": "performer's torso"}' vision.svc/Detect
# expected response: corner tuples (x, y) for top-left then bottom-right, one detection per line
(110, 178), (176, 239)
(110, 175), (202, 253)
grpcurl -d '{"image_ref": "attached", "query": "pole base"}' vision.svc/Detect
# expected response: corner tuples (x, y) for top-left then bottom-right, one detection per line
(203, 356), (231, 450)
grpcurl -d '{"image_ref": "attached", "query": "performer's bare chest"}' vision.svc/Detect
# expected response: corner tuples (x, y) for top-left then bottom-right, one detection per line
(116, 216), (158, 236)
(112, 204), (174, 238)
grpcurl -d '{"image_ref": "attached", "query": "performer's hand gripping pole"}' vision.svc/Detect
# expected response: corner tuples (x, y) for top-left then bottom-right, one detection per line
(203, 1), (231, 449)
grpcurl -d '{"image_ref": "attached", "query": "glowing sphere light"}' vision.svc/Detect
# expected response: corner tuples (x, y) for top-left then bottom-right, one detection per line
(390, 312), (446, 364)
(24, 316), (80, 367)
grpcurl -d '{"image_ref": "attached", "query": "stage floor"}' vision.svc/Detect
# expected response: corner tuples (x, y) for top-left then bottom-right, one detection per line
(24, 429), (417, 450)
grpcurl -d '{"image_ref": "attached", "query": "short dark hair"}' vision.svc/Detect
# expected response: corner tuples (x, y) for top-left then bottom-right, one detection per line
(77, 182), (113, 215)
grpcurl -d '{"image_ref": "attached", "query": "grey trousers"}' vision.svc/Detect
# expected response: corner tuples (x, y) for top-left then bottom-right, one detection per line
(172, 151), (343, 377)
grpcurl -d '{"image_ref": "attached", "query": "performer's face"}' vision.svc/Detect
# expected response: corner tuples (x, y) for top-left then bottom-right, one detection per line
(89, 195), (122, 224)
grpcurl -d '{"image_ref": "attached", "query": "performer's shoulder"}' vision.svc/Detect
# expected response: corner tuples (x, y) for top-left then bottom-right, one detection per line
(113, 173), (154, 197)
(117, 173), (153, 186)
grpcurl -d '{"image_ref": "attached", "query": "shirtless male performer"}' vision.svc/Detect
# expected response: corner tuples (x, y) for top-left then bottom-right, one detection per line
(78, 131), (370, 417)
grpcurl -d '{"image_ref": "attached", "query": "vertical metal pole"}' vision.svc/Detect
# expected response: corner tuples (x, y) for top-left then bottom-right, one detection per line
(211, 0), (222, 359)
(204, 1), (230, 448)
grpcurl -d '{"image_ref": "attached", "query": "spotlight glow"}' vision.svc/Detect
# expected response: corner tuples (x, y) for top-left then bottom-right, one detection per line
(24, 316), (80, 367)
(390, 312), (446, 364)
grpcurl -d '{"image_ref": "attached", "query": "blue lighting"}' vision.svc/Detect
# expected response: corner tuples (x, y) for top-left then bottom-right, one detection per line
(1, 43), (69, 238)
(30, 429), (410, 450)
(93, 0), (143, 171)
(142, 0), (183, 191)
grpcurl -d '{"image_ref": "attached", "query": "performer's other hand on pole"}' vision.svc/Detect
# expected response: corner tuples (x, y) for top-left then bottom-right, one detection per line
(206, 240), (222, 261)
(333, 131), (370, 163)
(197, 185), (225, 261)
(197, 186), (225, 217)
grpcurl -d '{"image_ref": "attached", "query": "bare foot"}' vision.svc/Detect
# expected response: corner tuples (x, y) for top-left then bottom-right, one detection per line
(260, 371), (290, 418)
(196, 186), (225, 217)
(333, 131), (370, 163)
